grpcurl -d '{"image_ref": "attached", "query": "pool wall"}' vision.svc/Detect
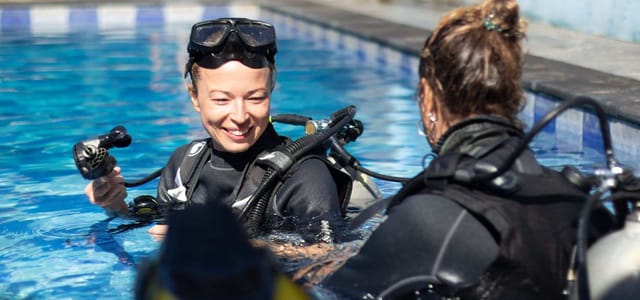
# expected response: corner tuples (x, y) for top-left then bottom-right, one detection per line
(460, 0), (640, 43)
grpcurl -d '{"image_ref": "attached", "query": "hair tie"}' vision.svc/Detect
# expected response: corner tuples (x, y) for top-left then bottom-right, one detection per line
(483, 13), (504, 32)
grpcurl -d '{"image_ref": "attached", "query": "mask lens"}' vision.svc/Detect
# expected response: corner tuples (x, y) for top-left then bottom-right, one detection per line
(191, 23), (228, 47)
(186, 19), (277, 74)
(235, 23), (276, 48)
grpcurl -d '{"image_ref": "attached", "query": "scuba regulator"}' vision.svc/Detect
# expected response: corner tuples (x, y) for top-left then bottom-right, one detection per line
(239, 106), (365, 231)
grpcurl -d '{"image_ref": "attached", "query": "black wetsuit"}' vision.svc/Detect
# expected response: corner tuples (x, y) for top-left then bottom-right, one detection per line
(324, 116), (614, 300)
(156, 124), (343, 227)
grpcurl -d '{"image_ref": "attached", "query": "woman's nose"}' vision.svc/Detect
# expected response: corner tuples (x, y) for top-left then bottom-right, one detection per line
(229, 99), (247, 123)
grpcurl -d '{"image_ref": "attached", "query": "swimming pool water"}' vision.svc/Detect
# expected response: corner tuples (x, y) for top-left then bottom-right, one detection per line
(1, 3), (640, 299)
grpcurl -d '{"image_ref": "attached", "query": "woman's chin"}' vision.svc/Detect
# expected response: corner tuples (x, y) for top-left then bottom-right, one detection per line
(220, 142), (251, 153)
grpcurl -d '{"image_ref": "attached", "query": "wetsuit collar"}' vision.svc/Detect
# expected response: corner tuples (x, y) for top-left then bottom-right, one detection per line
(210, 124), (284, 170)
(432, 115), (523, 156)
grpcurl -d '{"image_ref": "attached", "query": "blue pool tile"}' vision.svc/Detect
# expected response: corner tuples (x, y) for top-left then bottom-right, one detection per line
(355, 39), (367, 62)
(202, 6), (229, 21)
(337, 33), (346, 50)
(555, 107), (584, 152)
(376, 44), (387, 67)
(610, 121), (640, 168)
(533, 93), (557, 134)
(1, 8), (30, 33)
(400, 54), (413, 76)
(69, 7), (98, 31)
(318, 26), (328, 45)
(520, 93), (536, 127)
(136, 5), (164, 25)
(583, 111), (604, 152)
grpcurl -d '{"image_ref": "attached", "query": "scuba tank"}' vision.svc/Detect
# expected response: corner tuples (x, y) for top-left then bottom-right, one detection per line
(585, 207), (640, 300)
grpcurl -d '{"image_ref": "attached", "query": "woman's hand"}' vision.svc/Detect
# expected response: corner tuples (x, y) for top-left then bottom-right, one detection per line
(85, 166), (128, 216)
(148, 224), (169, 241)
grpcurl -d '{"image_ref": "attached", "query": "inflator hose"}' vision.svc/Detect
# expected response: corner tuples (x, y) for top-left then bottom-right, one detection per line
(124, 168), (163, 188)
(243, 168), (278, 230)
(241, 106), (357, 230)
(270, 114), (311, 126)
(473, 96), (615, 183)
(328, 137), (409, 183)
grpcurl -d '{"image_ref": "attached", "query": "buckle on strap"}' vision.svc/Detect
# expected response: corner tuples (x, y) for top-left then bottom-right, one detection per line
(255, 149), (295, 176)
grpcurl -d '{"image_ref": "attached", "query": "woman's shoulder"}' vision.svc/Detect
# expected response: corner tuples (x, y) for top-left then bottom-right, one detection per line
(293, 155), (333, 174)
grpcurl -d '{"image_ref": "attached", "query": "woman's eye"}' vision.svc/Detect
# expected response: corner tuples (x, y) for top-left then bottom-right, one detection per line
(212, 98), (230, 104)
(247, 96), (267, 103)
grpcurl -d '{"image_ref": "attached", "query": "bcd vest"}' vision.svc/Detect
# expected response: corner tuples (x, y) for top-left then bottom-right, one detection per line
(390, 137), (613, 299)
(176, 138), (353, 218)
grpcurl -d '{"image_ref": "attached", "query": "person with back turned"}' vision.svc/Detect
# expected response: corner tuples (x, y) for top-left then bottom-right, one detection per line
(321, 0), (614, 299)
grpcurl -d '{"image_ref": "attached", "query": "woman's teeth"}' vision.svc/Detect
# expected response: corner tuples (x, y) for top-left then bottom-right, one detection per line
(229, 129), (247, 136)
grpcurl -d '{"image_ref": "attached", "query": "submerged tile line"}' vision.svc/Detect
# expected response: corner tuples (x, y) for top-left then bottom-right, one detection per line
(0, 4), (256, 30)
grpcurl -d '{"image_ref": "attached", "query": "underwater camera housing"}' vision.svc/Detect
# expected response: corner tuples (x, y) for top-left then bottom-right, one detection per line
(73, 126), (131, 180)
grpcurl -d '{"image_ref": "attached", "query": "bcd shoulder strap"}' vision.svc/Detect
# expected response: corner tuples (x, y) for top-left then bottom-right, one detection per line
(177, 138), (211, 201)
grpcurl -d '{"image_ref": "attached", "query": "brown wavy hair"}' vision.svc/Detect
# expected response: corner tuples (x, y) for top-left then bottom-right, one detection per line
(418, 0), (527, 127)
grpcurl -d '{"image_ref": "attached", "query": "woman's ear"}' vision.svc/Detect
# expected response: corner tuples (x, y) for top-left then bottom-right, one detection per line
(419, 77), (434, 116)
(187, 82), (200, 112)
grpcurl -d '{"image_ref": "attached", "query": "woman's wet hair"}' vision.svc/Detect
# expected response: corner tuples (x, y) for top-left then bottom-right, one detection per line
(418, 0), (527, 127)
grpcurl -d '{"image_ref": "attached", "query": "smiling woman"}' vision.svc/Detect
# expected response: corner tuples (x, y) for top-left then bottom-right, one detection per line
(189, 61), (273, 153)
(84, 17), (356, 243)
(0, 3), (421, 298)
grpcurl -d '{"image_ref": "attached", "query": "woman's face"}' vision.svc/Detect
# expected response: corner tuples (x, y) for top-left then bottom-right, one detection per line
(190, 61), (271, 153)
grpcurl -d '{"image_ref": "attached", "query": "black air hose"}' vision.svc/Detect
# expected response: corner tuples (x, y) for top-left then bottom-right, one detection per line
(124, 168), (163, 187)
(244, 168), (278, 230)
(241, 135), (334, 229)
(473, 96), (615, 183)
(270, 114), (310, 126)
(241, 106), (356, 229)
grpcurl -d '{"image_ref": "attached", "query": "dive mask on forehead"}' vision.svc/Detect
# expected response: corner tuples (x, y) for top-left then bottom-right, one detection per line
(185, 18), (277, 77)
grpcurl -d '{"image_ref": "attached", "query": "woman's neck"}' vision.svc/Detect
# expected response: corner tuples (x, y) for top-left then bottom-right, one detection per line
(209, 124), (282, 170)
